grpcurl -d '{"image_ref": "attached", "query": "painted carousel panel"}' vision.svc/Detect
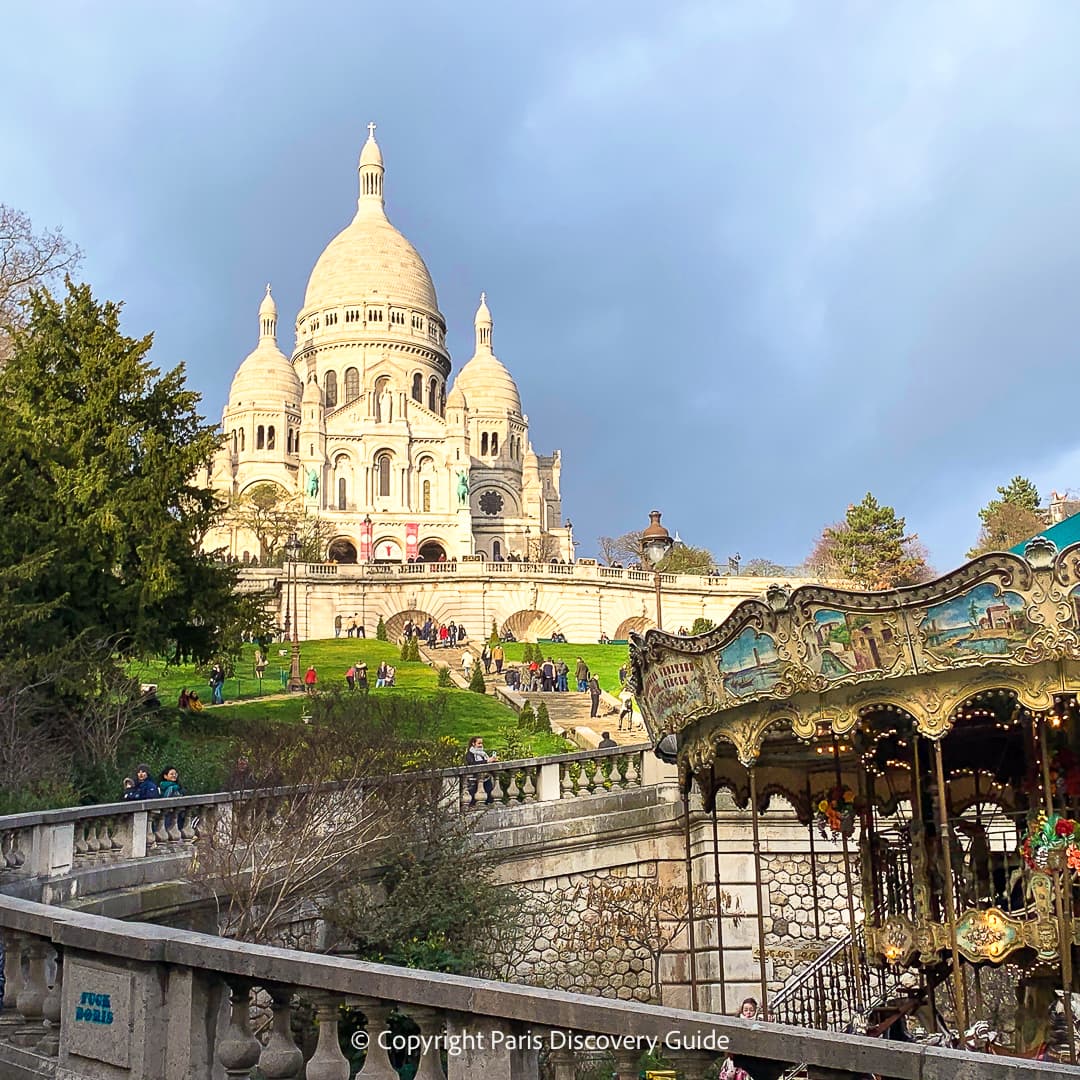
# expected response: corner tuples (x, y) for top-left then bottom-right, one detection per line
(920, 581), (1035, 663)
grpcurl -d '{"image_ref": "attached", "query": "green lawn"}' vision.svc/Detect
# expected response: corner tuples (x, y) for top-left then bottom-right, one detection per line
(495, 642), (630, 694)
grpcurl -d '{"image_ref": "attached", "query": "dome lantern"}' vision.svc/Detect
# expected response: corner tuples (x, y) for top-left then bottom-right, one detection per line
(358, 121), (385, 211)
(475, 291), (493, 353)
(259, 283), (277, 341)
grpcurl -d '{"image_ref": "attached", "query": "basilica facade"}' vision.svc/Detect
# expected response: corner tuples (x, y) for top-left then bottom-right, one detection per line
(203, 127), (571, 565)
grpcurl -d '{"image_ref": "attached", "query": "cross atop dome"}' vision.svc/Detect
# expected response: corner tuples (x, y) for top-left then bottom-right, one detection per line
(368, 121), (376, 139)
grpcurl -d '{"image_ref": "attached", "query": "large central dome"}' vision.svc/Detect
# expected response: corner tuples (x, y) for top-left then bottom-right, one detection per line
(301, 128), (440, 316)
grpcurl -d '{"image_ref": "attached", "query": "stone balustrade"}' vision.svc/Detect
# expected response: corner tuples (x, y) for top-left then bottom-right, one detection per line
(1, 893), (1067, 1080)
(0, 747), (653, 895)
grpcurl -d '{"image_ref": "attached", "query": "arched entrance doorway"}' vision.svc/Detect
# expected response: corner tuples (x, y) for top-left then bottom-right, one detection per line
(327, 538), (357, 564)
(500, 609), (563, 643)
(418, 540), (446, 562)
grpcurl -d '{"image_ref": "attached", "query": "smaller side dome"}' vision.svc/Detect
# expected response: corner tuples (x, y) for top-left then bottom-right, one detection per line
(228, 286), (302, 407)
(452, 293), (522, 415)
(302, 372), (323, 405)
(446, 383), (468, 410)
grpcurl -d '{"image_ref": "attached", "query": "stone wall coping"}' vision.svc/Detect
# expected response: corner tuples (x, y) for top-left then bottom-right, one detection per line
(1, 893), (1068, 1078)
(0, 744), (653, 832)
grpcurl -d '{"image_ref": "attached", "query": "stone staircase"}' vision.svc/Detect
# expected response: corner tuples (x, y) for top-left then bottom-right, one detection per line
(417, 643), (645, 748)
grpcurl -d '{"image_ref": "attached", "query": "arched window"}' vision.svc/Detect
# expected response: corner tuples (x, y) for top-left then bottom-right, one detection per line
(423, 480), (431, 512)
(440, 388), (445, 416)
(344, 367), (360, 402)
(492, 540), (501, 559)
(338, 476), (346, 511)
(481, 432), (489, 456)
(239, 428), (245, 451)
(267, 426), (275, 450)
(256, 425), (265, 450)
(491, 432), (498, 455)
(377, 454), (391, 498)
(324, 370), (338, 408)
(428, 377), (437, 412)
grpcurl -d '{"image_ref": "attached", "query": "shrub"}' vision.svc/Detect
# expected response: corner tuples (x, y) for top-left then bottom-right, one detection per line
(408, 636), (421, 662)
(691, 617), (716, 635)
(468, 664), (487, 694)
(534, 701), (552, 734)
(489, 619), (500, 646)
(517, 701), (536, 731)
(436, 666), (453, 688)
(400, 639), (411, 661)
(376, 616), (388, 641)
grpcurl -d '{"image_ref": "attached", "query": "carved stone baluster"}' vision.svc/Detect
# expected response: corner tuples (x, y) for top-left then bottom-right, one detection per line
(306, 995), (350, 1080)
(38, 947), (62, 1057)
(559, 763), (575, 799)
(86, 819), (102, 855)
(582, 761), (598, 795)
(11, 935), (48, 1047)
(217, 981), (261, 1078)
(522, 767), (538, 801)
(110, 815), (125, 853)
(545, 1038), (576, 1080)
(625, 754), (641, 786)
(258, 987), (304, 1079)
(180, 807), (198, 841)
(614, 755), (629, 789)
(97, 817), (116, 857)
(504, 772), (520, 802)
(73, 821), (89, 857)
(357, 1001), (400, 1080)
(1, 933), (23, 1031)
(152, 810), (169, 844)
(405, 1006), (446, 1080)
(165, 806), (183, 842)
(2, 829), (26, 869)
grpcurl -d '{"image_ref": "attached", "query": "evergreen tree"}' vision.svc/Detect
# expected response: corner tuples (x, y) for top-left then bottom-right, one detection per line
(815, 493), (930, 590)
(690, 617), (715, 635)
(518, 701), (536, 730)
(968, 476), (1045, 557)
(534, 701), (551, 734)
(489, 619), (499, 647)
(0, 282), (256, 668)
(376, 616), (388, 641)
(468, 663), (487, 694)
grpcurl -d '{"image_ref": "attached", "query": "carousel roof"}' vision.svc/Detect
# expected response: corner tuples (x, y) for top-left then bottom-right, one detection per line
(629, 537), (1080, 781)
(1010, 509), (1080, 557)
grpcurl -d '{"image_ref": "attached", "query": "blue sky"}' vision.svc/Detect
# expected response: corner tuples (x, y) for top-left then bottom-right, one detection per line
(5, 1), (1080, 570)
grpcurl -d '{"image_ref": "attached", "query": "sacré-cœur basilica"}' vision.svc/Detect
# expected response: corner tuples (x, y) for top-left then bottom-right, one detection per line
(202, 124), (572, 565)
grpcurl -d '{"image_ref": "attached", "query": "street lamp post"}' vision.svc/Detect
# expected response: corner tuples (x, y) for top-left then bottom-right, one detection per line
(286, 532), (303, 692)
(641, 510), (674, 631)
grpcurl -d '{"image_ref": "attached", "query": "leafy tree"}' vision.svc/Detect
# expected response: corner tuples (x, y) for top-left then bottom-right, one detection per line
(811, 494), (932, 590)
(655, 543), (714, 575)
(968, 476), (1045, 557)
(435, 665), (453, 688)
(690, 617), (715, 635)
(323, 801), (521, 974)
(0, 205), (81, 359)
(229, 482), (300, 563)
(376, 616), (388, 641)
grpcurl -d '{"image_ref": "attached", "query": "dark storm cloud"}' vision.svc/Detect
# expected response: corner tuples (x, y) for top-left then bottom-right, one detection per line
(3, 1), (1080, 570)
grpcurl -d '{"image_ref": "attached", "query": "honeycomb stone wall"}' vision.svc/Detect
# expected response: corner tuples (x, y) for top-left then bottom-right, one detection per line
(759, 851), (862, 988)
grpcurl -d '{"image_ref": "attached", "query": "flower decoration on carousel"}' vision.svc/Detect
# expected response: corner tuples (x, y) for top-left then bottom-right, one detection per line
(1020, 812), (1080, 873)
(815, 785), (857, 839)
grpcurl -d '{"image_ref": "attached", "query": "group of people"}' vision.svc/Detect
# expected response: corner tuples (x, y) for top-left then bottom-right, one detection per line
(409, 617), (467, 648)
(333, 616), (367, 638)
(121, 764), (185, 801)
(176, 662), (226, 709)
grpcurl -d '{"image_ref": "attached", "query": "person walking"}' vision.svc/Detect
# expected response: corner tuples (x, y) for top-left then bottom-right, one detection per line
(492, 643), (504, 674)
(334, 614), (342, 638)
(356, 661), (369, 691)
(618, 688), (635, 731)
(556, 658), (568, 693)
(575, 657), (589, 692)
(462, 650), (474, 677)
(541, 657), (555, 692)
(304, 665), (318, 693)
(210, 662), (225, 705)
(345, 665), (356, 691)
(588, 675), (601, 718)
(481, 643), (492, 674)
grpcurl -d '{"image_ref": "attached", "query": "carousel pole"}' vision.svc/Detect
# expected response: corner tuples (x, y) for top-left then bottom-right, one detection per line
(748, 767), (770, 1015)
(910, 734), (936, 1032)
(832, 735), (864, 1005)
(931, 738), (968, 1037)
(805, 776), (822, 940)
(711, 804), (728, 1015)
(1039, 716), (1076, 1064)
(682, 791), (699, 1012)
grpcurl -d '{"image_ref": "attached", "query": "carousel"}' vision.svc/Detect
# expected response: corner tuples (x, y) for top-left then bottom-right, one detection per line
(629, 538), (1080, 1064)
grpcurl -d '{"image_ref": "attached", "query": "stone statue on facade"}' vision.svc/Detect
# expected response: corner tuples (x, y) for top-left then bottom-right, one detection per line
(306, 468), (319, 498)
(457, 471), (469, 507)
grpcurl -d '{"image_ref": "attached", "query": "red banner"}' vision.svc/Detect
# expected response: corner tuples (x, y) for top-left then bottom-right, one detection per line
(360, 518), (373, 562)
(406, 522), (418, 559)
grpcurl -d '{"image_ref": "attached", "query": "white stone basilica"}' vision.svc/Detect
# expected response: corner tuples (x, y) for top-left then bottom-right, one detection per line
(204, 125), (571, 565)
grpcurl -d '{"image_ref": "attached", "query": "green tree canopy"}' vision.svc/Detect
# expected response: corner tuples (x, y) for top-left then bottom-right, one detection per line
(811, 493), (932, 590)
(656, 542), (714, 575)
(0, 282), (257, 668)
(968, 476), (1045, 557)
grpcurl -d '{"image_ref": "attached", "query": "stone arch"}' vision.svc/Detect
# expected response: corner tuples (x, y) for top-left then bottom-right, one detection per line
(418, 540), (447, 562)
(501, 609), (562, 643)
(327, 537), (357, 564)
(384, 609), (437, 640)
(615, 615), (651, 639)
